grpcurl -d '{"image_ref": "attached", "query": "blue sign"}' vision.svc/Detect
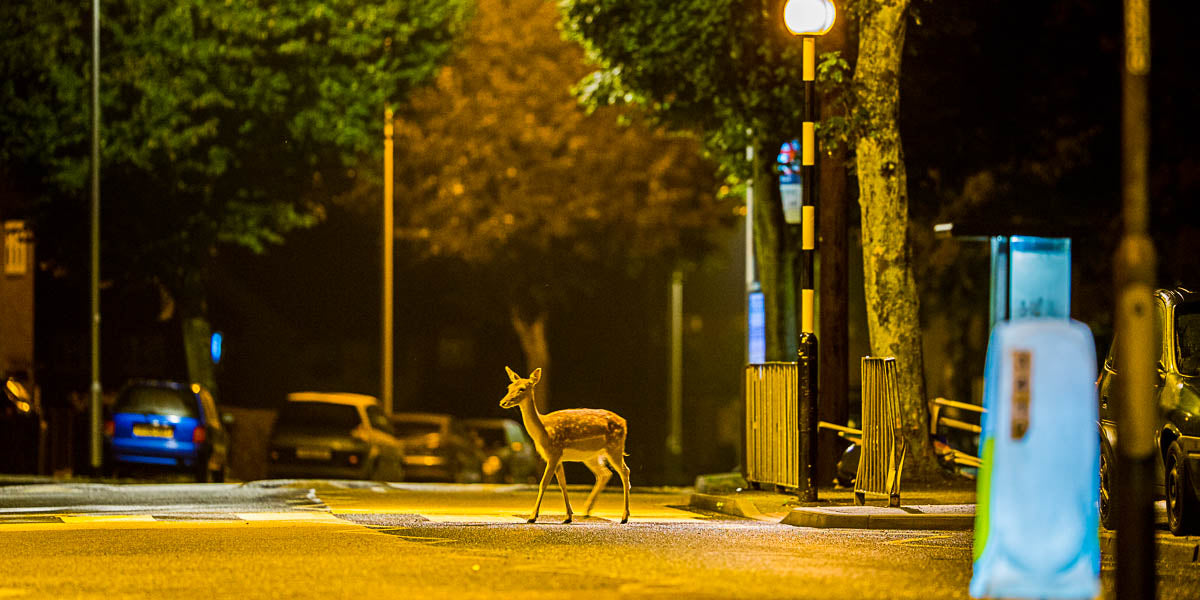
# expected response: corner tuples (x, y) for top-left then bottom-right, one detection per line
(989, 236), (1071, 329)
(777, 140), (802, 224)
(210, 332), (224, 365)
(1009, 236), (1070, 320)
(748, 291), (766, 364)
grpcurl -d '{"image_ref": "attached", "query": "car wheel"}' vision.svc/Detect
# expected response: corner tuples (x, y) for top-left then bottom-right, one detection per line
(1099, 438), (1115, 530)
(195, 464), (213, 483)
(1166, 441), (1200, 535)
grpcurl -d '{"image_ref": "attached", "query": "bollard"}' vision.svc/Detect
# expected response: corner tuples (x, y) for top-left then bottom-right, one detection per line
(970, 318), (1099, 599)
(797, 334), (819, 502)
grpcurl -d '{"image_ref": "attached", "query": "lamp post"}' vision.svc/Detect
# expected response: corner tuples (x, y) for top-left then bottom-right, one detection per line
(89, 0), (103, 473)
(382, 108), (394, 415)
(783, 0), (834, 502)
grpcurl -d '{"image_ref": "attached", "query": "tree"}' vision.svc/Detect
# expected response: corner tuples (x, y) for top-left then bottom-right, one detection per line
(849, 0), (935, 472)
(1, 0), (469, 392)
(560, 0), (812, 363)
(386, 0), (731, 411)
(562, 0), (945, 476)
(0, 0), (469, 301)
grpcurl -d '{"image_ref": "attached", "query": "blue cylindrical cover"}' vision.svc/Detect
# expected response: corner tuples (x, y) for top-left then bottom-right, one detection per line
(970, 318), (1099, 599)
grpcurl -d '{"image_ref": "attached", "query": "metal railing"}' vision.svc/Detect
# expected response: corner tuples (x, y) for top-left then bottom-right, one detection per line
(744, 362), (799, 490)
(855, 357), (906, 506)
(930, 397), (985, 469)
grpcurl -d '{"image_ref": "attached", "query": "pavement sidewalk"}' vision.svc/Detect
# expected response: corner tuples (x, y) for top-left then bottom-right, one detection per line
(688, 472), (977, 530)
(689, 473), (1200, 566)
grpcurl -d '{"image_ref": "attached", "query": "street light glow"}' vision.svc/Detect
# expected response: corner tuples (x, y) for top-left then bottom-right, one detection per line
(783, 0), (836, 36)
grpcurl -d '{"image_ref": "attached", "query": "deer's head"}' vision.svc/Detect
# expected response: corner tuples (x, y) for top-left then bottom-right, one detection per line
(500, 366), (541, 409)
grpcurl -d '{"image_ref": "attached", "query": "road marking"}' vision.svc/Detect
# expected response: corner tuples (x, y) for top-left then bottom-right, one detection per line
(420, 513), (528, 523)
(884, 533), (957, 548)
(58, 515), (156, 524)
(235, 512), (342, 522)
(0, 504), (714, 531)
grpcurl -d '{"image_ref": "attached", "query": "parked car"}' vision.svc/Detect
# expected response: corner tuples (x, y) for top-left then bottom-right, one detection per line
(267, 392), (406, 481)
(390, 412), (484, 483)
(1, 377), (41, 474)
(1098, 286), (1200, 534)
(462, 418), (538, 483)
(105, 379), (229, 482)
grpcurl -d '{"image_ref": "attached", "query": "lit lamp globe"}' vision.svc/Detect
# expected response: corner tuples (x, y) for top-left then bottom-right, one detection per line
(783, 0), (836, 36)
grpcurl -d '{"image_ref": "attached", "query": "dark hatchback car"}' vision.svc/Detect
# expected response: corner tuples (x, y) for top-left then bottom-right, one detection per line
(105, 380), (229, 482)
(1098, 287), (1200, 534)
(390, 412), (483, 483)
(462, 418), (538, 483)
(267, 392), (406, 481)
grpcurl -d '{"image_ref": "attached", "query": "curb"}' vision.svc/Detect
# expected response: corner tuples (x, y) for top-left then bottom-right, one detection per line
(1099, 531), (1200, 564)
(687, 493), (771, 521)
(780, 506), (975, 531)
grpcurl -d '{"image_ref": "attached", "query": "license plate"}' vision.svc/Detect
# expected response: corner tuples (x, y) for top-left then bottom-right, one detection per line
(132, 424), (174, 438)
(295, 447), (332, 461)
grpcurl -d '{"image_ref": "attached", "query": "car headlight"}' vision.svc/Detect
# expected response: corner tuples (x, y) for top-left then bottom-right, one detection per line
(482, 455), (503, 476)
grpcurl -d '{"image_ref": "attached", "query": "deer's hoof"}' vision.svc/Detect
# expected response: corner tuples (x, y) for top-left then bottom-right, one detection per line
(562, 515), (573, 524)
(620, 516), (629, 524)
(526, 517), (537, 524)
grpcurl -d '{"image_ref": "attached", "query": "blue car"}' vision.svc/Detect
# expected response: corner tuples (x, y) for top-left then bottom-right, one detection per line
(105, 380), (229, 482)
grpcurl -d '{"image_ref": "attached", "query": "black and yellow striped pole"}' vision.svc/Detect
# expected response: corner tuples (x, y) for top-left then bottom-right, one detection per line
(784, 0), (835, 502)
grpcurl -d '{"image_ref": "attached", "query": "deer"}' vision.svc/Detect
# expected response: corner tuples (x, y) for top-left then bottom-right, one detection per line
(499, 366), (630, 524)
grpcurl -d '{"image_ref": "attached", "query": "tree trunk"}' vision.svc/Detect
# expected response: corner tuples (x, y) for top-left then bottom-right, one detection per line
(854, 0), (938, 478)
(818, 12), (851, 484)
(511, 307), (551, 413)
(182, 315), (217, 394)
(751, 138), (797, 361)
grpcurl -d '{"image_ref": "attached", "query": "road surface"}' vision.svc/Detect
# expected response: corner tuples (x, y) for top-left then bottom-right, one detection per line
(0, 481), (1194, 599)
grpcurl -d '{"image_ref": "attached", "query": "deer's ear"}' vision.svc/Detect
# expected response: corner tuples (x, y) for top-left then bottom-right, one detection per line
(529, 368), (541, 384)
(505, 366), (519, 382)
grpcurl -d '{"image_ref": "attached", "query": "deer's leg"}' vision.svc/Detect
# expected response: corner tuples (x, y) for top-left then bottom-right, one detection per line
(554, 463), (573, 524)
(605, 448), (631, 524)
(529, 453), (560, 523)
(582, 455), (612, 517)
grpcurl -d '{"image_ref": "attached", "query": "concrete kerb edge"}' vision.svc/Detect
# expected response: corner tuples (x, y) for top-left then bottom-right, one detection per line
(687, 493), (773, 521)
(1099, 531), (1200, 564)
(780, 507), (975, 531)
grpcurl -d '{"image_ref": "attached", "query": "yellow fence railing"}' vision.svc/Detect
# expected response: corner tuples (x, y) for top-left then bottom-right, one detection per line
(744, 363), (799, 491)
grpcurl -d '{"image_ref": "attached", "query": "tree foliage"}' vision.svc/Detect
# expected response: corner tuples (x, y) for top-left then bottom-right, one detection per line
(0, 0), (469, 301)
(561, 0), (825, 362)
(560, 0), (808, 181)
(563, 0), (949, 475)
(387, 0), (731, 408)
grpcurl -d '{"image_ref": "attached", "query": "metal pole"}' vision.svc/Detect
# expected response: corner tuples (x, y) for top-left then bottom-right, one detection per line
(667, 268), (684, 482)
(382, 109), (394, 415)
(1115, 0), (1155, 597)
(746, 141), (755, 364)
(796, 35), (819, 502)
(88, 0), (102, 472)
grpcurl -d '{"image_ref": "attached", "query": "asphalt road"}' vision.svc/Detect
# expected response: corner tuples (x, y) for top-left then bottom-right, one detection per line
(0, 481), (1195, 599)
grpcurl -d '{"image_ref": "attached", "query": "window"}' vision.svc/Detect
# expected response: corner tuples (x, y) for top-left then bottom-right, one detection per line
(365, 405), (394, 434)
(4, 220), (29, 276)
(116, 386), (199, 419)
(1176, 302), (1200, 377)
(1105, 299), (1165, 373)
(277, 403), (361, 431)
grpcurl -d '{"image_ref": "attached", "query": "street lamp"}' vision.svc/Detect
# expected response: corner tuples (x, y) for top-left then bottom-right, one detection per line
(783, 0), (835, 36)
(783, 0), (834, 502)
